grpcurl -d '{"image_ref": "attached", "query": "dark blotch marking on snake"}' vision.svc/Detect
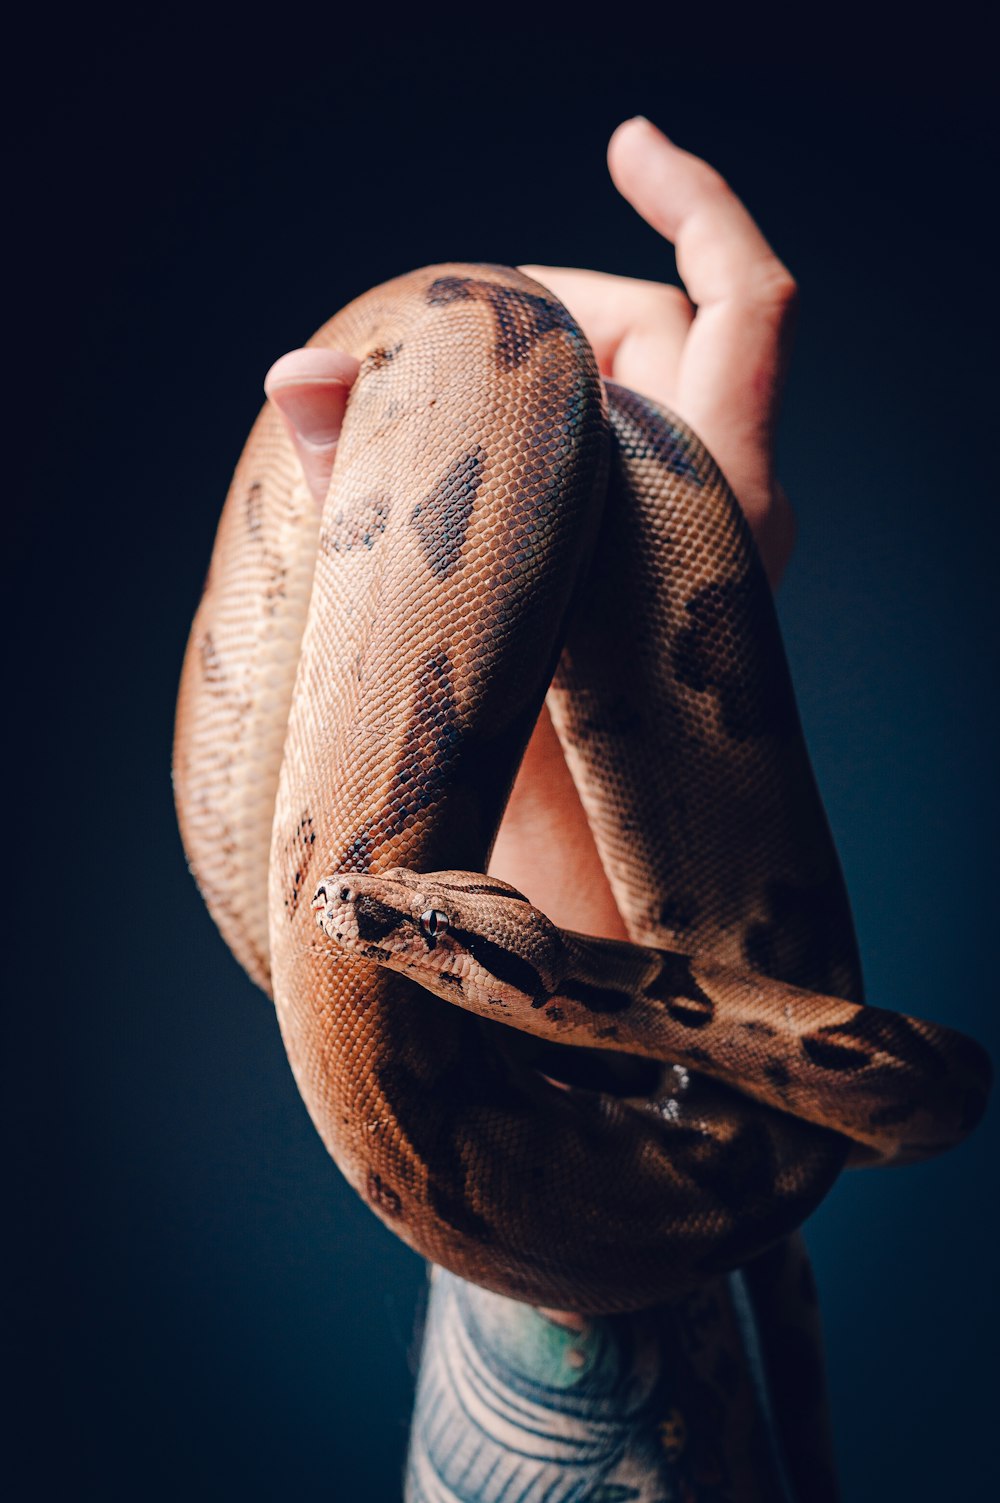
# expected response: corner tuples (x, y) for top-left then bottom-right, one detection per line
(577, 694), (644, 740)
(608, 383), (705, 484)
(402, 657), (545, 875)
(764, 1058), (791, 1090)
(198, 631), (225, 694)
(744, 876), (862, 998)
(366, 1170), (402, 1217)
(333, 827), (376, 877)
(644, 951), (716, 1028)
(353, 894), (411, 945)
(362, 341), (403, 371)
(692, 1117), (846, 1275)
(741, 1020), (778, 1040)
(373, 1030), (532, 1245)
(260, 543), (288, 615)
(449, 925), (547, 1005)
(334, 650), (469, 877)
(801, 1007), (947, 1079)
(673, 575), (800, 743)
(245, 480), (263, 537)
(411, 448), (484, 579)
(283, 811), (316, 915)
(659, 893), (701, 934)
(668, 1116), (780, 1205)
(390, 655), (545, 877)
(553, 978), (633, 1015)
(324, 496), (391, 554)
(426, 274), (582, 369)
(800, 1035), (872, 1073)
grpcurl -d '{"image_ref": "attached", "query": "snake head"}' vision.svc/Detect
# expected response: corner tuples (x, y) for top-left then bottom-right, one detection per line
(311, 868), (563, 1013)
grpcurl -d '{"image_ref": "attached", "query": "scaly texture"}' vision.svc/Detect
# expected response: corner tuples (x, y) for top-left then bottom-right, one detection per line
(174, 265), (990, 1313)
(314, 867), (987, 1164)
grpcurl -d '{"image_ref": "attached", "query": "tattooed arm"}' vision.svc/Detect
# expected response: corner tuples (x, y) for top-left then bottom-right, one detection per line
(406, 1267), (799, 1503)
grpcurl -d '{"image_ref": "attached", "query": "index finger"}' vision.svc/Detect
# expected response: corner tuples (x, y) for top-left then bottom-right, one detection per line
(608, 117), (797, 452)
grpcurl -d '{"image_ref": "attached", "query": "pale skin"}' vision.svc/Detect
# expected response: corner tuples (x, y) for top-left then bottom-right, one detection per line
(265, 117), (813, 1495)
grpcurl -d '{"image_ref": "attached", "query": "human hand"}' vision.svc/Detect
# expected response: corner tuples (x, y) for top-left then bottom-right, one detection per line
(521, 115), (799, 589)
(266, 119), (796, 584)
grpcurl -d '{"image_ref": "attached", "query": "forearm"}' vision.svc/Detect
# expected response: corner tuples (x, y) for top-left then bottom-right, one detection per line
(406, 1266), (796, 1503)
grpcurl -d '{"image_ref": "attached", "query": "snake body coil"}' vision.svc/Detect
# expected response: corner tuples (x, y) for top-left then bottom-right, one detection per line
(174, 265), (989, 1313)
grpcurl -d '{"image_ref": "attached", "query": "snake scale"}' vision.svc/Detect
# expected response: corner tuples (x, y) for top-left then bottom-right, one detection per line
(174, 264), (990, 1313)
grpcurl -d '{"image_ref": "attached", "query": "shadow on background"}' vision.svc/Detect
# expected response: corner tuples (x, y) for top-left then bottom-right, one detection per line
(7, 21), (997, 1500)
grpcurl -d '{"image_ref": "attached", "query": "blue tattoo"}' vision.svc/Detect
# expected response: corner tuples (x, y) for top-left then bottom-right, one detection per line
(406, 1267), (798, 1502)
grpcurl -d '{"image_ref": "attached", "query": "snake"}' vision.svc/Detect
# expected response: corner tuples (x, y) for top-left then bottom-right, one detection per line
(173, 263), (990, 1314)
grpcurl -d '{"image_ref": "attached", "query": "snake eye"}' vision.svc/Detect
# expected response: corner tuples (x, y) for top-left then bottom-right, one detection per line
(420, 909), (449, 941)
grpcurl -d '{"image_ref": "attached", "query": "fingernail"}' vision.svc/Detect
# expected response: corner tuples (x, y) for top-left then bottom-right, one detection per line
(628, 115), (671, 141)
(265, 349), (360, 509)
(264, 349), (360, 448)
(267, 382), (347, 449)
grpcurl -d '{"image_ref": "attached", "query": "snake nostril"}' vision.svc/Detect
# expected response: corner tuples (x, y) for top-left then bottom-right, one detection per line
(340, 886), (351, 903)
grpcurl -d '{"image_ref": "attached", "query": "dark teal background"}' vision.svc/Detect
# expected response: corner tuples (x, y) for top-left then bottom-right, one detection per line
(8, 23), (997, 1500)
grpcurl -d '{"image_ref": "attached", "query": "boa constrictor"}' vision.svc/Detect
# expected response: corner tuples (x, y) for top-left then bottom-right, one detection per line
(174, 264), (990, 1314)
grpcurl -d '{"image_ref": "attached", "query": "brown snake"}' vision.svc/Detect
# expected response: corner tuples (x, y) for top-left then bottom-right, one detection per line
(173, 263), (990, 1314)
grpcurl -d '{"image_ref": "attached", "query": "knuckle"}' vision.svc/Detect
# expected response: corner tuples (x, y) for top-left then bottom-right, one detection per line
(694, 161), (729, 198)
(652, 284), (693, 319)
(752, 264), (799, 314)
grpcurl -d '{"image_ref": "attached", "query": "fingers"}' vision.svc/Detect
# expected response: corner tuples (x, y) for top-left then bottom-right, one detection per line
(265, 348), (360, 508)
(607, 118), (796, 312)
(606, 119), (797, 582)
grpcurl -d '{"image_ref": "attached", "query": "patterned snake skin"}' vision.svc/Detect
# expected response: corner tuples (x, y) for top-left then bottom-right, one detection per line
(174, 264), (990, 1313)
(311, 866), (984, 1165)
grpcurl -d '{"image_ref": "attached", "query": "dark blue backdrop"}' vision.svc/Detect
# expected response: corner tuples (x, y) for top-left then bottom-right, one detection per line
(8, 24), (997, 1500)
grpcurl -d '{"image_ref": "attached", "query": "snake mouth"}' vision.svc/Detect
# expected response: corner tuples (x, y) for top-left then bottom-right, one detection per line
(500, 1030), (662, 1098)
